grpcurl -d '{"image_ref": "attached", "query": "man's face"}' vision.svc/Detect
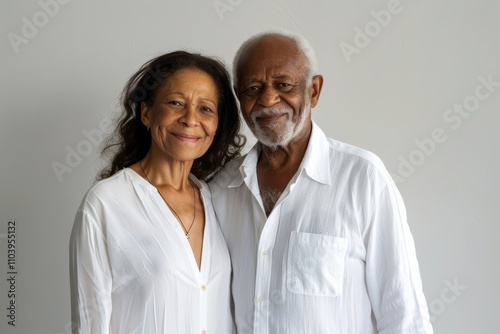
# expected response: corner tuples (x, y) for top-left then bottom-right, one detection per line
(235, 36), (317, 149)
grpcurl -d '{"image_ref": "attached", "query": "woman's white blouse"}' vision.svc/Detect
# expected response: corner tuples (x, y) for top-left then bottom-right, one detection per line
(70, 168), (233, 334)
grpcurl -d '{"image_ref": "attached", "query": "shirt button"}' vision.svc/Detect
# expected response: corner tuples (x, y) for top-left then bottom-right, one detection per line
(201, 331), (206, 334)
(261, 250), (269, 256)
(257, 296), (265, 302)
(201, 285), (207, 291)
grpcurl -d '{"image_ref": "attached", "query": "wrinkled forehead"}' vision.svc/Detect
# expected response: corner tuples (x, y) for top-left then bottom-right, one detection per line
(237, 36), (308, 82)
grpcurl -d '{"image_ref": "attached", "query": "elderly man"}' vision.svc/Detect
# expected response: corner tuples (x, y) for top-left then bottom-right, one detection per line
(210, 30), (433, 333)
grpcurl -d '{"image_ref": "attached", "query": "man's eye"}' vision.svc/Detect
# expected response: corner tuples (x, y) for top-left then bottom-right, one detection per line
(242, 86), (260, 95)
(276, 83), (294, 91)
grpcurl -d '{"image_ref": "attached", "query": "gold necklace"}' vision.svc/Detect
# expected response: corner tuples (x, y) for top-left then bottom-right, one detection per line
(139, 161), (196, 239)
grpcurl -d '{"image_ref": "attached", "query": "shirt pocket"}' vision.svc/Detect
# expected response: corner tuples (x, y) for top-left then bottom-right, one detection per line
(286, 231), (348, 297)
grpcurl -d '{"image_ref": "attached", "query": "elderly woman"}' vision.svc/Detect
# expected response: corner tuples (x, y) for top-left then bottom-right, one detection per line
(70, 51), (244, 333)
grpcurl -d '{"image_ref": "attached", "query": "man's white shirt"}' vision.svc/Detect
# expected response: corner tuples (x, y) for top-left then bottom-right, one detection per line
(210, 122), (433, 334)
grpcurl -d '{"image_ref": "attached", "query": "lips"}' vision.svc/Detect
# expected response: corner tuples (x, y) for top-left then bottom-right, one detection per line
(256, 113), (286, 124)
(172, 132), (200, 142)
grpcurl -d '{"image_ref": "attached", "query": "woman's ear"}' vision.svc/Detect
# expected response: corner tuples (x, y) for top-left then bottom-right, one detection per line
(141, 102), (150, 128)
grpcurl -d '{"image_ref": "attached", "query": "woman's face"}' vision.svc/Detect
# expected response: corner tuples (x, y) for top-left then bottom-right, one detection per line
(141, 68), (219, 163)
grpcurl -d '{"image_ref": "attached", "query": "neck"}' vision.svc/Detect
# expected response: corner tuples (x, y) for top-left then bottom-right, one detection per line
(139, 149), (194, 190)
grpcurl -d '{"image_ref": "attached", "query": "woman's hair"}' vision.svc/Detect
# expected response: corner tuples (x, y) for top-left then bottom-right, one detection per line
(98, 50), (245, 181)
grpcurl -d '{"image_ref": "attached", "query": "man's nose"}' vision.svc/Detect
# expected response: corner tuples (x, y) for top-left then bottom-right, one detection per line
(257, 86), (280, 107)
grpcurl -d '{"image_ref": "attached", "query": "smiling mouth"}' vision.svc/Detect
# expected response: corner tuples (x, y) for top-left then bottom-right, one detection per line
(172, 133), (200, 142)
(256, 114), (286, 123)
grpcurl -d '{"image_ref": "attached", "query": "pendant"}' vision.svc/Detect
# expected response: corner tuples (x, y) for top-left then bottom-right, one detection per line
(186, 233), (190, 239)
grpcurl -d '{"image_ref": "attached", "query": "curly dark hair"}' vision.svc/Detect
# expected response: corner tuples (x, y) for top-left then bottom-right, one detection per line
(98, 50), (245, 181)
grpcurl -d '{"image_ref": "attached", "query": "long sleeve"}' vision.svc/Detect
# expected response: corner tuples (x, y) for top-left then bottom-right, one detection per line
(70, 208), (113, 334)
(211, 124), (434, 333)
(364, 181), (433, 333)
(69, 170), (234, 333)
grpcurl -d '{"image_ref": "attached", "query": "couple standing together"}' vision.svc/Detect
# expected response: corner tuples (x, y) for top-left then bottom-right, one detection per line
(70, 30), (433, 334)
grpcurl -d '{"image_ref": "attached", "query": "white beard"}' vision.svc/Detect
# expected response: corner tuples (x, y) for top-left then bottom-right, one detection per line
(249, 96), (311, 150)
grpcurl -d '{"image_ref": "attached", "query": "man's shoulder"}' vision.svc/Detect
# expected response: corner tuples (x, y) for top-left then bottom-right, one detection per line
(325, 137), (393, 184)
(327, 137), (383, 166)
(310, 122), (387, 176)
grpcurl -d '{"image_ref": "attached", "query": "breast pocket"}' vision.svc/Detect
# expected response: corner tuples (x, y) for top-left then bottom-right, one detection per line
(287, 231), (348, 297)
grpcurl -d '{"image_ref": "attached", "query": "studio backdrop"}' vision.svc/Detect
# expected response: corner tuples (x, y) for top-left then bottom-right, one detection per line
(1, 0), (498, 333)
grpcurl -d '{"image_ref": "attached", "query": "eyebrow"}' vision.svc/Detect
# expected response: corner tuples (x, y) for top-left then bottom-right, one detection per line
(241, 78), (261, 86)
(271, 74), (293, 80)
(199, 97), (217, 106)
(241, 74), (295, 85)
(163, 93), (217, 105)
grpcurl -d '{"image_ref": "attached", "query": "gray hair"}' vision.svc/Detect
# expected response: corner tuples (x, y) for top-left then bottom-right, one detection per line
(232, 29), (319, 87)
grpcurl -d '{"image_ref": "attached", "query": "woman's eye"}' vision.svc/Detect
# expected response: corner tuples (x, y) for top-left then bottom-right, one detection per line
(167, 100), (183, 107)
(200, 106), (214, 113)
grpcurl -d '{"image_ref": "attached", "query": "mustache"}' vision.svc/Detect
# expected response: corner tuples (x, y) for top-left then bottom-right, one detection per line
(252, 106), (292, 118)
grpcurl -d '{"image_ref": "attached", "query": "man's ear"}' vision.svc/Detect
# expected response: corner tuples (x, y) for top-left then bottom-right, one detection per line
(309, 75), (323, 108)
(141, 102), (150, 127)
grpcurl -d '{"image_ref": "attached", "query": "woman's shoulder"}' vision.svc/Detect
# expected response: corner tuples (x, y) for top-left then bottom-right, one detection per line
(79, 168), (147, 210)
(88, 168), (130, 193)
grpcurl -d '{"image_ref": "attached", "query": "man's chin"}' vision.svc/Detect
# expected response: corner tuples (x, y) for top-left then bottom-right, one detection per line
(249, 121), (296, 148)
(254, 133), (291, 150)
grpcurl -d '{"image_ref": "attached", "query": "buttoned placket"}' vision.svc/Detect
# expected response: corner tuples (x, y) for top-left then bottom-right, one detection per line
(253, 205), (278, 334)
(199, 279), (208, 334)
(158, 184), (211, 334)
(252, 174), (300, 334)
(198, 189), (211, 334)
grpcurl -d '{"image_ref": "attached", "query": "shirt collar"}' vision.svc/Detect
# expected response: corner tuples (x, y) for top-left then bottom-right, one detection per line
(299, 121), (332, 186)
(227, 144), (260, 188)
(228, 121), (331, 188)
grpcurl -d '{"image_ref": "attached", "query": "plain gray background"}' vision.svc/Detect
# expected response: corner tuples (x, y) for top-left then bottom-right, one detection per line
(1, 0), (499, 333)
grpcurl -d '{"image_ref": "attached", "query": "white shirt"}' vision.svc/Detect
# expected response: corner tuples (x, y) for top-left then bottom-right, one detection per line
(209, 122), (433, 334)
(70, 168), (234, 334)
